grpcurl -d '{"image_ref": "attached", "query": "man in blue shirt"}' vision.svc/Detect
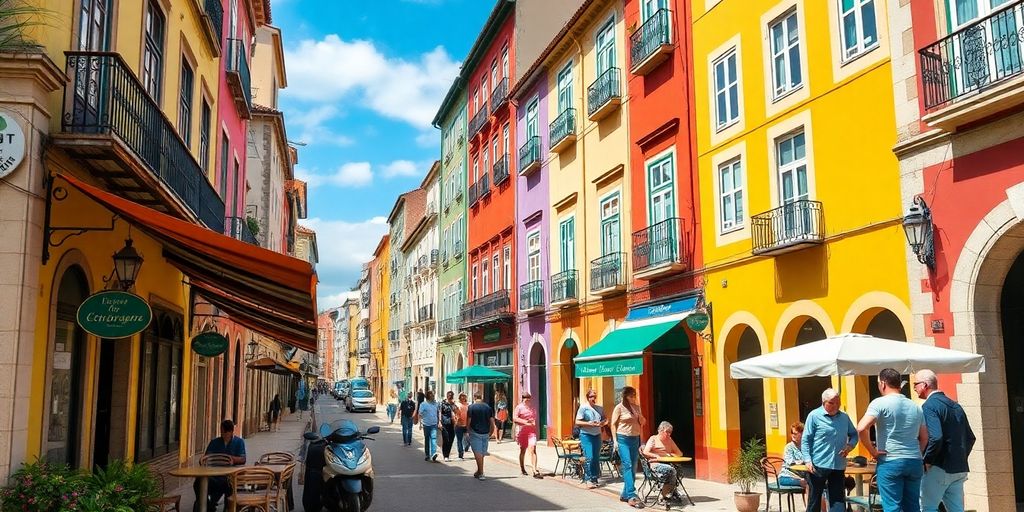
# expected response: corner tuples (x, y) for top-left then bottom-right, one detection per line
(914, 369), (975, 512)
(802, 388), (858, 512)
(194, 419), (246, 511)
(857, 368), (928, 512)
(418, 390), (441, 462)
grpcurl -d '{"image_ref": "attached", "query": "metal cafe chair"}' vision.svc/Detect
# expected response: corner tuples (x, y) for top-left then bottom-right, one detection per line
(760, 456), (805, 512)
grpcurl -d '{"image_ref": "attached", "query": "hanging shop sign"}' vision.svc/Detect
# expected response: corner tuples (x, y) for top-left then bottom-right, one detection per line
(685, 312), (710, 332)
(192, 331), (229, 357)
(0, 111), (26, 180)
(626, 296), (698, 321)
(76, 290), (152, 338)
(483, 328), (501, 342)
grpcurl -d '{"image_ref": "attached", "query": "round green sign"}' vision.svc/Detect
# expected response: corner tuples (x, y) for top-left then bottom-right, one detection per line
(685, 312), (710, 332)
(76, 290), (152, 339)
(192, 331), (229, 357)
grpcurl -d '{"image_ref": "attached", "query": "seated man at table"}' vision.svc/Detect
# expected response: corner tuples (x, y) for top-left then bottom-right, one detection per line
(194, 419), (246, 511)
(641, 421), (683, 504)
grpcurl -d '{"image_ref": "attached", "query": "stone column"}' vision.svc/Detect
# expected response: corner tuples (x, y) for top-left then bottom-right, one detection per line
(0, 51), (65, 480)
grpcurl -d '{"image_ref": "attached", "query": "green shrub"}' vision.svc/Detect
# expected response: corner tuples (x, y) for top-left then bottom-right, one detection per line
(0, 460), (88, 511)
(727, 437), (765, 494)
(80, 460), (160, 512)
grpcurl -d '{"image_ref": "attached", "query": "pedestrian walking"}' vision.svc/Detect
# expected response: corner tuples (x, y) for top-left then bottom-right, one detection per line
(416, 388), (425, 406)
(440, 390), (458, 462)
(611, 386), (646, 509)
(455, 392), (470, 459)
(399, 393), (417, 446)
(803, 388), (858, 512)
(268, 394), (282, 432)
(494, 388), (509, 443)
(857, 368), (928, 512)
(467, 392), (496, 481)
(419, 390), (441, 462)
(914, 369), (976, 512)
(575, 388), (607, 489)
(386, 389), (398, 424)
(641, 421), (685, 506)
(513, 391), (543, 478)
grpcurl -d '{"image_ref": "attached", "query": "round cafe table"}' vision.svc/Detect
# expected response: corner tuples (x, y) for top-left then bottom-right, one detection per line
(655, 456), (695, 506)
(170, 463), (295, 512)
(788, 463), (877, 496)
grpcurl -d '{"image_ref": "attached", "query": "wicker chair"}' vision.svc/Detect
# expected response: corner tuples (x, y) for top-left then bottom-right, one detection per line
(145, 473), (181, 512)
(760, 456), (805, 512)
(267, 463), (296, 512)
(230, 467), (276, 512)
(200, 453), (234, 467)
(257, 452), (296, 465)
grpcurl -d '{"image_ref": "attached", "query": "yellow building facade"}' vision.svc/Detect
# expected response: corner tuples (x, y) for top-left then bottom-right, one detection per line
(370, 236), (391, 401)
(691, 0), (910, 477)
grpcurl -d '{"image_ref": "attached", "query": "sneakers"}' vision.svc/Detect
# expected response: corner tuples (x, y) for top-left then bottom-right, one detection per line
(424, 457), (430, 461)
(431, 454), (439, 462)
(444, 457), (451, 462)
(476, 474), (486, 481)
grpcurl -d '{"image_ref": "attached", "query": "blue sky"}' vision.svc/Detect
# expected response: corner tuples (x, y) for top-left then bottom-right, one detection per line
(270, 0), (493, 308)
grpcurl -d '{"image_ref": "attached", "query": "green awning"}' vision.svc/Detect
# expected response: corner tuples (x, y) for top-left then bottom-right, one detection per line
(574, 319), (689, 377)
(445, 365), (511, 384)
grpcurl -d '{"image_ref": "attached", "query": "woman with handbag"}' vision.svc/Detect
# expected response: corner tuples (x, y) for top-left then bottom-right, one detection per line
(494, 389), (509, 443)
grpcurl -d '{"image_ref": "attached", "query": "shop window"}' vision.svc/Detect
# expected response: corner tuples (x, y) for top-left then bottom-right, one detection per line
(136, 309), (183, 462)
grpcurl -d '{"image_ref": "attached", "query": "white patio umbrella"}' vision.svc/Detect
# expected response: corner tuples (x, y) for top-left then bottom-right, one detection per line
(729, 333), (986, 379)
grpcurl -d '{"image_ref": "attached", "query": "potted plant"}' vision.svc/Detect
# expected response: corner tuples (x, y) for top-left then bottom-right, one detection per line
(727, 438), (764, 512)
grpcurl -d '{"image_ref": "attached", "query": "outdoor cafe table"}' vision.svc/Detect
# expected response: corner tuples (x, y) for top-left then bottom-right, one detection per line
(170, 463), (294, 512)
(788, 463), (877, 496)
(655, 456), (696, 506)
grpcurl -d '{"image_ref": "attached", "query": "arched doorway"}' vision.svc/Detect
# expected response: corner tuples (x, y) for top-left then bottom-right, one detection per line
(794, 318), (829, 424)
(736, 327), (765, 445)
(1001, 251), (1024, 502)
(864, 310), (909, 401)
(439, 353), (447, 393)
(530, 342), (547, 440)
(46, 266), (89, 468)
(558, 339), (579, 437)
(234, 341), (242, 423)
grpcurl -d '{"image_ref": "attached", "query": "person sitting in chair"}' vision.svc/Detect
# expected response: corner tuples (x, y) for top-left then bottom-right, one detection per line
(641, 421), (684, 505)
(194, 419), (246, 512)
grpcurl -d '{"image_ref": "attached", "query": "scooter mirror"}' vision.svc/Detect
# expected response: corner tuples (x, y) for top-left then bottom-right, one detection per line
(366, 426), (381, 435)
(303, 431), (319, 440)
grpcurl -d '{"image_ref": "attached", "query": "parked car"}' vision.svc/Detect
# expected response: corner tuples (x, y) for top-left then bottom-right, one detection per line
(349, 377), (370, 391)
(345, 389), (377, 413)
(335, 380), (350, 400)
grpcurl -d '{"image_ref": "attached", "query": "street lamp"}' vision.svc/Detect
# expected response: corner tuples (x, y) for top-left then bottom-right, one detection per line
(246, 335), (259, 362)
(903, 196), (935, 269)
(112, 238), (143, 290)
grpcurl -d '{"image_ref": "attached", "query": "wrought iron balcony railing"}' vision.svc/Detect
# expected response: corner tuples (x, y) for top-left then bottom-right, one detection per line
(549, 108), (577, 152)
(418, 254), (428, 268)
(588, 67), (621, 120)
(61, 52), (225, 232)
(630, 9), (672, 74)
(550, 270), (579, 305)
(204, 0), (224, 45)
(225, 217), (258, 245)
(491, 77), (509, 111)
(493, 153), (509, 185)
(632, 217), (686, 276)
(418, 304), (435, 323)
(519, 280), (544, 313)
(751, 200), (824, 256)
(518, 136), (541, 176)
(920, 0), (1024, 110)
(459, 290), (513, 329)
(590, 252), (626, 293)
(438, 318), (456, 337)
(226, 38), (252, 114)
(468, 105), (489, 138)
(430, 249), (439, 266)
(468, 178), (480, 206)
(469, 173), (491, 207)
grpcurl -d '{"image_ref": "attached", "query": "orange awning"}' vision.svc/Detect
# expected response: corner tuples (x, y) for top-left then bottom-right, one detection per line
(59, 174), (318, 352)
(247, 356), (300, 376)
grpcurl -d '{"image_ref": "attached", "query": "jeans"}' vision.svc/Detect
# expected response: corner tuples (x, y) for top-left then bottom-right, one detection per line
(193, 476), (232, 512)
(441, 422), (455, 458)
(423, 424), (438, 459)
(920, 465), (966, 512)
(806, 467), (846, 512)
(454, 426), (468, 457)
(386, 403), (397, 422)
(580, 432), (602, 484)
(400, 415), (413, 445)
(617, 434), (641, 500)
(876, 457), (924, 512)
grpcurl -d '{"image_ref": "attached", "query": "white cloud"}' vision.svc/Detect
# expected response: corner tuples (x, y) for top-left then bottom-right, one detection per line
(381, 160), (420, 178)
(306, 216), (389, 305)
(288, 105), (354, 147)
(415, 130), (438, 148)
(284, 35), (460, 128)
(296, 162), (373, 188)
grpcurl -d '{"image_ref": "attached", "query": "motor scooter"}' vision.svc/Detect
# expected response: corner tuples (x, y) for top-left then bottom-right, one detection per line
(302, 420), (379, 512)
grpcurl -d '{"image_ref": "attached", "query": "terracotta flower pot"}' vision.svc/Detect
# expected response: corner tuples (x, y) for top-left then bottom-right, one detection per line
(733, 492), (761, 512)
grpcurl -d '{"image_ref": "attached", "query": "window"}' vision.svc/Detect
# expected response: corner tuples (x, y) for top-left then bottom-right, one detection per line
(647, 154), (675, 224)
(481, 75), (488, 105)
(719, 158), (744, 232)
(596, 18), (616, 74)
(527, 231), (541, 281)
(769, 10), (802, 98)
(178, 60), (195, 145)
(503, 124), (510, 159)
(559, 216), (576, 271)
(526, 100), (539, 138)
(230, 158), (239, 217)
(491, 59), (499, 89)
(713, 49), (740, 130)
(481, 260), (489, 296)
(142, 0), (165, 101)
(501, 46), (509, 78)
(600, 193), (621, 255)
(492, 254), (500, 292)
(557, 62), (573, 112)
(482, 150), (489, 180)
(503, 245), (511, 290)
(197, 101), (212, 173)
(776, 131), (810, 236)
(78, 0), (111, 51)
(492, 137), (500, 164)
(839, 0), (877, 60)
(642, 0), (669, 20)
(473, 89), (479, 111)
(219, 131), (230, 199)
(135, 310), (183, 462)
(473, 161), (479, 183)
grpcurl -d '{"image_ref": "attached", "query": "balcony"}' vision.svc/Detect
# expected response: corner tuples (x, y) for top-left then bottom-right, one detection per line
(225, 217), (258, 245)
(590, 252), (626, 296)
(459, 290), (513, 330)
(588, 67), (621, 121)
(454, 241), (464, 259)
(418, 254), (428, 269)
(632, 217), (686, 280)
(549, 108), (577, 153)
(388, 330), (400, 341)
(430, 249), (439, 267)
(225, 39), (252, 118)
(751, 200), (824, 256)
(630, 9), (672, 75)
(467, 179), (480, 206)
(201, 0), (224, 55)
(493, 153), (510, 185)
(468, 105), (489, 138)
(470, 174), (491, 207)
(519, 280), (544, 315)
(518, 136), (541, 176)
(438, 318), (457, 337)
(418, 304), (435, 323)
(491, 77), (509, 111)
(919, 0), (1024, 131)
(550, 270), (579, 308)
(57, 52), (225, 233)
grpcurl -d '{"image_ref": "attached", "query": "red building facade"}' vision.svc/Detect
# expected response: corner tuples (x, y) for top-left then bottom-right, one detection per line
(461, 1), (518, 401)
